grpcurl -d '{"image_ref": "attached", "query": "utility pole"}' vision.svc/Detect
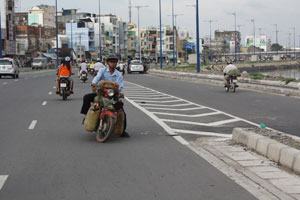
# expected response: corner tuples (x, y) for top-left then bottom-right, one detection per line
(251, 19), (256, 55)
(232, 12), (237, 61)
(169, 13), (184, 65)
(129, 0), (132, 23)
(273, 24), (279, 44)
(98, 0), (102, 60)
(0, 10), (2, 58)
(171, 0), (176, 66)
(159, 0), (163, 69)
(196, 0), (200, 73)
(292, 27), (296, 59)
(203, 19), (217, 53)
(135, 5), (149, 63)
(55, 0), (59, 66)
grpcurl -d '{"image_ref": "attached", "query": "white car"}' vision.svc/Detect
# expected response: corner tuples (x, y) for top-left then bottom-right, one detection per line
(0, 58), (20, 79)
(128, 60), (144, 74)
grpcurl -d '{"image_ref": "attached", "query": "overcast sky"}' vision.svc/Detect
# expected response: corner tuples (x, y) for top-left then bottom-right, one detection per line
(18, 0), (300, 46)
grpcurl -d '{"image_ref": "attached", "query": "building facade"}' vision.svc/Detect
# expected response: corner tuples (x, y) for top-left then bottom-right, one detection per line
(28, 5), (55, 28)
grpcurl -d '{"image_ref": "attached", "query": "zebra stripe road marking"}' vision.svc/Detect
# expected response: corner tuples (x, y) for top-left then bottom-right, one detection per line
(0, 175), (8, 191)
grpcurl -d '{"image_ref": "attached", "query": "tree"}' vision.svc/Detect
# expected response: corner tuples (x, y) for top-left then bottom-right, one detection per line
(271, 43), (283, 51)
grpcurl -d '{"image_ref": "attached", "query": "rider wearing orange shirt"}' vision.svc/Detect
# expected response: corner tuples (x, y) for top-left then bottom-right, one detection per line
(56, 57), (74, 94)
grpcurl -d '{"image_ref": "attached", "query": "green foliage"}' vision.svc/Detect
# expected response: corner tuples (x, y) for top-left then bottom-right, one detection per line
(250, 72), (265, 80)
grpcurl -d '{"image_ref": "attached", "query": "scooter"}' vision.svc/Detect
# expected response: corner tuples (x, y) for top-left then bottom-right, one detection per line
(225, 76), (238, 93)
(80, 71), (88, 83)
(58, 77), (72, 100)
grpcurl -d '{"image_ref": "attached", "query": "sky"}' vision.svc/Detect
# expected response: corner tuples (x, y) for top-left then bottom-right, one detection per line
(16, 0), (300, 46)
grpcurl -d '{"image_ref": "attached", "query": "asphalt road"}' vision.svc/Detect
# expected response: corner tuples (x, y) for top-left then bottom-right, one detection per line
(126, 73), (300, 137)
(0, 71), (258, 199)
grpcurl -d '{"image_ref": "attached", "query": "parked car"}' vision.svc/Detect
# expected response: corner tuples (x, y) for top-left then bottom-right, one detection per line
(32, 57), (48, 70)
(127, 60), (145, 74)
(0, 58), (20, 79)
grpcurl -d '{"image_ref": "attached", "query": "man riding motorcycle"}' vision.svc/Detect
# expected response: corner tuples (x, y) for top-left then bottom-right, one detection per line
(56, 56), (74, 94)
(93, 58), (106, 75)
(80, 54), (129, 137)
(80, 60), (88, 74)
(223, 62), (240, 86)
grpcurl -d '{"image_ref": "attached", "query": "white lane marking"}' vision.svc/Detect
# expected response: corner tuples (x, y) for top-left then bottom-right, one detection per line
(3, 82), (7, 85)
(208, 118), (241, 126)
(132, 96), (174, 100)
(126, 81), (260, 128)
(53, 86), (56, 89)
(28, 120), (37, 130)
(48, 91), (52, 95)
(173, 129), (233, 138)
(173, 136), (189, 145)
(152, 111), (221, 118)
(42, 101), (47, 106)
(136, 99), (182, 103)
(144, 107), (205, 111)
(14, 79), (18, 82)
(139, 103), (193, 107)
(125, 97), (177, 136)
(126, 91), (160, 95)
(0, 175), (8, 191)
(127, 94), (167, 97)
(162, 118), (241, 127)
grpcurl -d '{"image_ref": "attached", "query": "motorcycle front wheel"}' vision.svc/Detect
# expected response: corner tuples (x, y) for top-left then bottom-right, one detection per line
(96, 115), (116, 143)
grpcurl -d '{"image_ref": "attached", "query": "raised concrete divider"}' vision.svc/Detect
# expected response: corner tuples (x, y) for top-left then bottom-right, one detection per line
(232, 128), (300, 175)
(150, 69), (300, 97)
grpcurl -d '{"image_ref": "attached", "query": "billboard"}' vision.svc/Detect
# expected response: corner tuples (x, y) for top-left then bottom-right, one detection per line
(245, 35), (267, 51)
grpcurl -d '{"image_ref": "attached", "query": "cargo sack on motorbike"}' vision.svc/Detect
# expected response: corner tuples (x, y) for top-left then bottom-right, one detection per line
(84, 104), (100, 132)
(114, 110), (125, 137)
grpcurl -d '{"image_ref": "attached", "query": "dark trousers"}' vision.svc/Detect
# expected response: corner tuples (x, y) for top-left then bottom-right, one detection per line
(81, 93), (127, 132)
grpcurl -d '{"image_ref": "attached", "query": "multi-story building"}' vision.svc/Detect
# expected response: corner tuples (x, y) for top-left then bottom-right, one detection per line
(127, 23), (137, 58)
(140, 27), (157, 60)
(15, 12), (28, 25)
(66, 18), (95, 59)
(28, 5), (55, 28)
(212, 31), (241, 54)
(0, 0), (16, 55)
(15, 25), (56, 56)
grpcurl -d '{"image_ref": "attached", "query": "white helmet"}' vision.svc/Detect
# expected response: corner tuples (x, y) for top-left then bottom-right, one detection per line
(64, 56), (71, 62)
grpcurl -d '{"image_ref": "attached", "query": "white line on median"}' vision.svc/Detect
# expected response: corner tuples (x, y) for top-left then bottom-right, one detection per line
(42, 101), (47, 106)
(28, 120), (37, 130)
(0, 175), (8, 191)
(173, 136), (189, 145)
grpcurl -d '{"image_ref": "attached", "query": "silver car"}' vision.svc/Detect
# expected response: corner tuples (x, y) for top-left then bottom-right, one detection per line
(0, 58), (20, 79)
(128, 60), (144, 74)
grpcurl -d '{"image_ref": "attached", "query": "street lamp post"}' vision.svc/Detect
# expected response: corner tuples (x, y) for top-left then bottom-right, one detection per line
(196, 0), (200, 73)
(159, 0), (163, 69)
(55, 0), (59, 66)
(135, 5), (149, 63)
(232, 12), (237, 61)
(293, 27), (296, 59)
(251, 19), (256, 55)
(98, 0), (102, 60)
(0, 10), (2, 58)
(171, 0), (176, 66)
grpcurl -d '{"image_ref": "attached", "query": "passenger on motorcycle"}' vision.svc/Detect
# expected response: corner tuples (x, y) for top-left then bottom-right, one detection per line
(56, 56), (74, 94)
(80, 60), (88, 74)
(223, 61), (240, 86)
(93, 58), (106, 74)
(81, 54), (129, 137)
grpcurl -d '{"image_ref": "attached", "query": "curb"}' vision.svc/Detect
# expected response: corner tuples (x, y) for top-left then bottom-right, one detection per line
(232, 128), (300, 175)
(150, 70), (300, 97)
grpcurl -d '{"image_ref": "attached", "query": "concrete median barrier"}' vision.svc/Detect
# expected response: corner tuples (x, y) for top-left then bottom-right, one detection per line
(232, 128), (300, 174)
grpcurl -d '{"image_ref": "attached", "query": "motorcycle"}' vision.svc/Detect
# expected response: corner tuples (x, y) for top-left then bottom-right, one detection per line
(88, 68), (95, 76)
(58, 77), (71, 100)
(225, 76), (238, 93)
(85, 81), (125, 143)
(80, 71), (88, 83)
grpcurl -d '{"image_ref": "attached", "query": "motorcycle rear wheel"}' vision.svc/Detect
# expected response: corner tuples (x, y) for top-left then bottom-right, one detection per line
(62, 89), (68, 100)
(96, 115), (116, 143)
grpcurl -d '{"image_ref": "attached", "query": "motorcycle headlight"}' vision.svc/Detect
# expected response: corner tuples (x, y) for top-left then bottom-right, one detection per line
(108, 89), (115, 97)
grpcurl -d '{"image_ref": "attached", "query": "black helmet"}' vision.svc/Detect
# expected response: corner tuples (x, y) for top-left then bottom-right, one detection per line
(106, 54), (119, 62)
